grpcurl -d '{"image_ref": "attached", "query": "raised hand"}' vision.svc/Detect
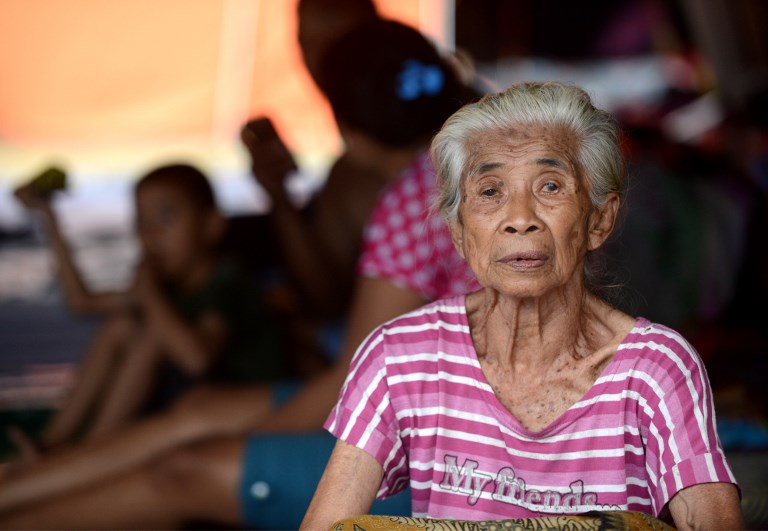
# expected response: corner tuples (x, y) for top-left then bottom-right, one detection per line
(240, 117), (298, 200)
(13, 166), (67, 211)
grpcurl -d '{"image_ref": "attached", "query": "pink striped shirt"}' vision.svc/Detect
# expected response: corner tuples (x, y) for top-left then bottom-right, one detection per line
(325, 295), (738, 521)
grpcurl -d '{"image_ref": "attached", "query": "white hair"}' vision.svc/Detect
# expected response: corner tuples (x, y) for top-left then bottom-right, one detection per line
(430, 81), (626, 221)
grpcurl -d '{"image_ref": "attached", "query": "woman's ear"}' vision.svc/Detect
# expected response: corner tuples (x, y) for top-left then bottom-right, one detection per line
(449, 217), (466, 259)
(587, 192), (620, 251)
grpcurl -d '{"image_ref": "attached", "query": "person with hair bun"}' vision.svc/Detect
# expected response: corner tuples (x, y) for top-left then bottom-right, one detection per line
(240, 0), (382, 328)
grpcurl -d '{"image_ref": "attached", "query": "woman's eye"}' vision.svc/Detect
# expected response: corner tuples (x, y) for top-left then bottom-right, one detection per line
(481, 187), (498, 197)
(542, 181), (559, 193)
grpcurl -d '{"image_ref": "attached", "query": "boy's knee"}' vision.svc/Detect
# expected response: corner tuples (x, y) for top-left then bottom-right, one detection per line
(90, 313), (142, 361)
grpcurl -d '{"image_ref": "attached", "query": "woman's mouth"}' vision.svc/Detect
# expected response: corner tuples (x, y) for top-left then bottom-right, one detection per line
(498, 251), (548, 268)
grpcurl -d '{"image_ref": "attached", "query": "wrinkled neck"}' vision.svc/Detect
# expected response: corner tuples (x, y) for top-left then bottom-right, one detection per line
(467, 283), (608, 372)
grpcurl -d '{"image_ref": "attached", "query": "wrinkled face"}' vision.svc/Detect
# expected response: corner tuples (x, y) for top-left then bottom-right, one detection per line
(450, 125), (614, 298)
(135, 183), (212, 281)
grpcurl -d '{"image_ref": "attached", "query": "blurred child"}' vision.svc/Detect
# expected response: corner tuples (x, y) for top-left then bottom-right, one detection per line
(13, 163), (288, 450)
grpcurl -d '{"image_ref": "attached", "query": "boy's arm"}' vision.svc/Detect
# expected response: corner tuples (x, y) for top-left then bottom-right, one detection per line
(134, 262), (228, 376)
(15, 186), (130, 314)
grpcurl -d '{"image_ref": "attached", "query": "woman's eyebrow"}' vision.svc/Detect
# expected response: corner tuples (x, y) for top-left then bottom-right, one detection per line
(535, 157), (567, 169)
(468, 157), (568, 180)
(468, 161), (502, 178)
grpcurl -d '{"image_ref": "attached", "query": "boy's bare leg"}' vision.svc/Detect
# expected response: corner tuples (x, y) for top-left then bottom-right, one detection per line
(0, 435), (246, 530)
(0, 385), (272, 513)
(84, 328), (161, 441)
(40, 314), (136, 449)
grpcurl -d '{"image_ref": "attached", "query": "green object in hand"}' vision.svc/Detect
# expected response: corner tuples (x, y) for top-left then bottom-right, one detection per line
(29, 166), (67, 198)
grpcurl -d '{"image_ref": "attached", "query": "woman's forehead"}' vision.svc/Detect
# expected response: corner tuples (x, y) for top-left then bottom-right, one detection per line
(464, 125), (580, 172)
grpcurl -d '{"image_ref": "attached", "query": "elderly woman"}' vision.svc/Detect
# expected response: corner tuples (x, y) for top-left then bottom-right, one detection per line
(301, 82), (743, 530)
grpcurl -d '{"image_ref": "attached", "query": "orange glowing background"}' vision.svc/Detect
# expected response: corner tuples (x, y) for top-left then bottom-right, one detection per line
(0, 0), (446, 185)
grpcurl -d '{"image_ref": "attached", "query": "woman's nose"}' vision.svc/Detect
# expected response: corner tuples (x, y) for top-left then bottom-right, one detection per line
(502, 190), (541, 235)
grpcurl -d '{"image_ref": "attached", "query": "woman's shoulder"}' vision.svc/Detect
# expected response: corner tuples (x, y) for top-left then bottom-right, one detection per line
(617, 317), (704, 372)
(623, 317), (693, 347)
(379, 294), (468, 332)
(593, 296), (694, 359)
(356, 295), (472, 364)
